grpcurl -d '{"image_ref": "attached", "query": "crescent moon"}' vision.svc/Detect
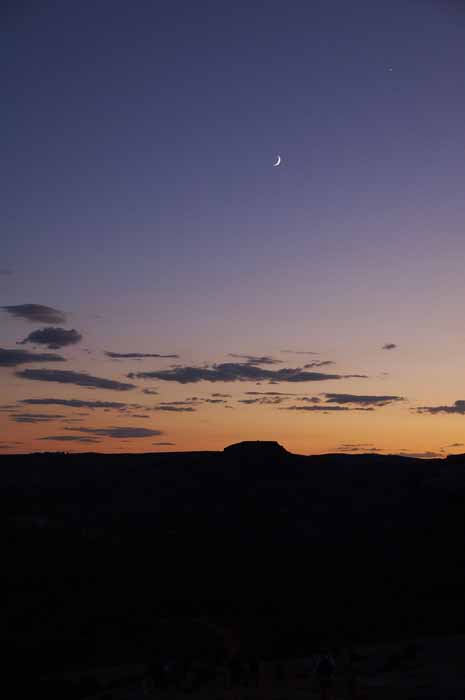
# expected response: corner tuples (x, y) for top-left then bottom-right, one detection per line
(273, 155), (281, 167)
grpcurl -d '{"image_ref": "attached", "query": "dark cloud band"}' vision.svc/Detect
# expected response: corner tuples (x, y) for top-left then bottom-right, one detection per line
(285, 405), (374, 412)
(0, 348), (66, 367)
(415, 400), (465, 415)
(322, 393), (404, 406)
(67, 426), (163, 438)
(227, 354), (283, 365)
(38, 435), (101, 443)
(2, 304), (66, 324)
(105, 351), (179, 359)
(10, 413), (65, 423)
(16, 368), (136, 391)
(128, 362), (366, 384)
(19, 327), (82, 349)
(20, 398), (134, 409)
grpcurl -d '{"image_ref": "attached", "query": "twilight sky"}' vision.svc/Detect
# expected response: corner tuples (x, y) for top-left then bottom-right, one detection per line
(2, 0), (465, 455)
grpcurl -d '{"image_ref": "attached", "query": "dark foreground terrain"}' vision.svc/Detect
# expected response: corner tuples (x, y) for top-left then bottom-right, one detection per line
(2, 441), (464, 691)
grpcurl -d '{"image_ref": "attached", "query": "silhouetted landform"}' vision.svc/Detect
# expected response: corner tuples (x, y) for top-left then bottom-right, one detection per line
(2, 441), (464, 687)
(223, 440), (289, 457)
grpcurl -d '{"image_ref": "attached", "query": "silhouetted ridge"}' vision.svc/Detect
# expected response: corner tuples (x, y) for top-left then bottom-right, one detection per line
(223, 440), (289, 457)
(445, 452), (465, 463)
(2, 447), (465, 675)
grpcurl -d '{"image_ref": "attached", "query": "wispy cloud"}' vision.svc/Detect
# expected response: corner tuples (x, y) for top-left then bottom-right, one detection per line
(394, 450), (442, 459)
(128, 362), (366, 384)
(19, 327), (82, 349)
(281, 349), (319, 355)
(245, 391), (298, 396)
(38, 435), (101, 443)
(239, 397), (286, 405)
(2, 304), (66, 324)
(303, 361), (335, 368)
(10, 413), (65, 423)
(334, 443), (380, 452)
(322, 393), (404, 406)
(415, 400), (465, 415)
(285, 405), (374, 412)
(66, 426), (163, 438)
(227, 354), (283, 365)
(0, 348), (66, 367)
(185, 396), (228, 405)
(152, 405), (196, 412)
(382, 343), (397, 350)
(16, 368), (136, 391)
(20, 398), (136, 409)
(105, 351), (179, 359)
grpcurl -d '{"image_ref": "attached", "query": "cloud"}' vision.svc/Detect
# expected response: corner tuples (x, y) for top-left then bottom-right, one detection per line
(415, 400), (465, 415)
(19, 327), (82, 349)
(16, 369), (136, 391)
(186, 396), (228, 404)
(449, 442), (464, 447)
(2, 304), (66, 323)
(382, 343), (397, 350)
(105, 351), (179, 359)
(0, 268), (12, 275)
(227, 354), (283, 365)
(142, 388), (159, 395)
(0, 348), (66, 367)
(335, 443), (380, 452)
(303, 361), (335, 368)
(245, 391), (298, 396)
(10, 413), (65, 423)
(152, 405), (196, 412)
(128, 363), (366, 384)
(239, 397), (286, 405)
(281, 349), (319, 355)
(299, 396), (322, 403)
(38, 435), (101, 443)
(153, 442), (176, 446)
(67, 426), (163, 438)
(20, 398), (135, 410)
(211, 393), (231, 398)
(239, 392), (297, 404)
(285, 405), (374, 412)
(395, 450), (441, 459)
(322, 393), (404, 406)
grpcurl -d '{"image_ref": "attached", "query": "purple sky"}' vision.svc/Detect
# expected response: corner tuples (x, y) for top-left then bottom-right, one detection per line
(2, 1), (465, 454)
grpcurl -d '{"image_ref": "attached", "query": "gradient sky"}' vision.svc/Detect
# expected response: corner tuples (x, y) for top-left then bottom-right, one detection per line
(2, 0), (465, 455)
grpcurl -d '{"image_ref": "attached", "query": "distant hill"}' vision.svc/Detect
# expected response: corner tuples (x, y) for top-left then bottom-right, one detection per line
(223, 440), (289, 457)
(2, 443), (464, 674)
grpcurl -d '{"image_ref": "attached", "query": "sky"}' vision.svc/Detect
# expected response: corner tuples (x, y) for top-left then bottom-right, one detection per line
(2, 0), (465, 456)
